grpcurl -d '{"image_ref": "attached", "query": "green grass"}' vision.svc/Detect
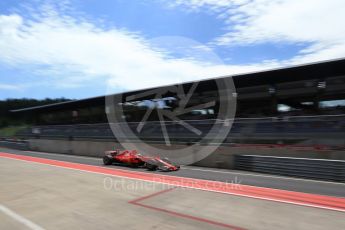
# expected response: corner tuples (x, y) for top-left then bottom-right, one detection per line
(0, 125), (28, 137)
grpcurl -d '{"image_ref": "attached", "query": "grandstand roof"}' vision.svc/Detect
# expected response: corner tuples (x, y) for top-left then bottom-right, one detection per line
(11, 57), (345, 113)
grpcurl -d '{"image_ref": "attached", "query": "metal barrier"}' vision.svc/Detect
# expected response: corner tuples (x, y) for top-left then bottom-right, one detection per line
(234, 155), (345, 182)
(0, 139), (29, 150)
(15, 116), (345, 140)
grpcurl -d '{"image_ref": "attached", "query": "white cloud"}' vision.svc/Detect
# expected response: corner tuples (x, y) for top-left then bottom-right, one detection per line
(0, 83), (23, 90)
(171, 0), (345, 64)
(1, 0), (344, 98)
(169, 0), (249, 11)
(0, 3), (278, 95)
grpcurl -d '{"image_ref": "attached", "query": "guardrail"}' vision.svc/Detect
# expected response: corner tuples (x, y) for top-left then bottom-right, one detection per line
(234, 155), (345, 182)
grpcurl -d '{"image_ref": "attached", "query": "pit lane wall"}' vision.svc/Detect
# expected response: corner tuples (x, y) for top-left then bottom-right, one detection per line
(27, 138), (345, 169)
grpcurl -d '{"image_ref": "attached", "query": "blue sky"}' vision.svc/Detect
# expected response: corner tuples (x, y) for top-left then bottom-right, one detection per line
(0, 0), (344, 99)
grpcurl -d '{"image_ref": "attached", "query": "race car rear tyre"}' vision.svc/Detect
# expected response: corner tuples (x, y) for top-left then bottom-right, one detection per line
(146, 163), (158, 171)
(103, 156), (113, 165)
(130, 163), (139, 168)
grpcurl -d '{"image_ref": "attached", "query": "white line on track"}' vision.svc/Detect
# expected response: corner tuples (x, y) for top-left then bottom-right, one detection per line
(0, 205), (45, 230)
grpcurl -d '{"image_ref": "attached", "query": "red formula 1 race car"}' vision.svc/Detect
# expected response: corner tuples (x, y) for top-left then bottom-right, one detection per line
(102, 149), (180, 172)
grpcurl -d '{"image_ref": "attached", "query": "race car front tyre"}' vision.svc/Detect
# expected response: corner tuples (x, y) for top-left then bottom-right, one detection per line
(103, 156), (113, 165)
